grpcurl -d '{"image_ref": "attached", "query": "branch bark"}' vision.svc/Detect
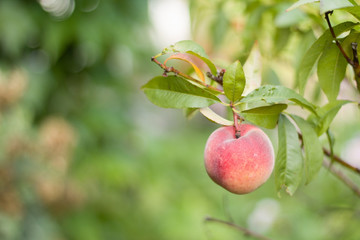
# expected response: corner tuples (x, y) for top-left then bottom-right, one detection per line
(205, 217), (272, 240)
(325, 11), (360, 93)
(322, 147), (360, 174)
(323, 158), (360, 197)
(151, 57), (222, 93)
(325, 12), (354, 65)
(298, 132), (360, 197)
(298, 133), (360, 175)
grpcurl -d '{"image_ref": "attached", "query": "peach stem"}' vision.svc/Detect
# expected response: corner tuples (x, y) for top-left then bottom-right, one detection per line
(233, 110), (241, 138)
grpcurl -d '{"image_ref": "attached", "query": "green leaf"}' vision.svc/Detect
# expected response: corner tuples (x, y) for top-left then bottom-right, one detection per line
(211, 3), (228, 48)
(243, 43), (262, 94)
(348, 0), (358, 6)
(241, 104), (287, 129)
(184, 108), (199, 119)
(262, 66), (281, 85)
(317, 42), (348, 101)
(274, 28), (291, 54)
(142, 76), (220, 109)
(290, 115), (324, 184)
(239, 6), (268, 63)
(160, 40), (217, 75)
(307, 100), (351, 135)
(341, 30), (360, 58)
(165, 40), (209, 57)
(320, 0), (353, 15)
(240, 85), (317, 114)
(287, 0), (319, 12)
(342, 6), (360, 20)
(275, 8), (306, 28)
(223, 60), (246, 102)
(275, 114), (303, 196)
(199, 107), (234, 126)
(297, 21), (357, 94)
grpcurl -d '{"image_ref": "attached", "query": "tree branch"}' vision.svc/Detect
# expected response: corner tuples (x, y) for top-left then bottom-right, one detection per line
(323, 158), (360, 197)
(204, 217), (272, 240)
(325, 11), (360, 92)
(324, 11), (354, 66)
(298, 133), (360, 197)
(298, 133), (360, 175)
(352, 43), (360, 93)
(151, 57), (222, 93)
(351, 42), (359, 66)
(322, 147), (360, 174)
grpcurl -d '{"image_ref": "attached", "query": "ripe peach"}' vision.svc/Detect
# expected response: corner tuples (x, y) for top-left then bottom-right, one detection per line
(204, 124), (274, 194)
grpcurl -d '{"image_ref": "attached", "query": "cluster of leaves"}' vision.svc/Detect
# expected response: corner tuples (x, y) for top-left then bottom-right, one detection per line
(293, 0), (360, 98)
(143, 40), (315, 195)
(143, 0), (360, 196)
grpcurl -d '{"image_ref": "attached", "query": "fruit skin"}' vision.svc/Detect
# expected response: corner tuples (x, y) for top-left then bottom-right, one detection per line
(204, 124), (274, 194)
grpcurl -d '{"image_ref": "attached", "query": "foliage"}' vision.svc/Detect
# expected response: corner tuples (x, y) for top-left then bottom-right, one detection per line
(0, 0), (159, 239)
(1, 0), (360, 240)
(143, 0), (360, 195)
(142, 0), (360, 237)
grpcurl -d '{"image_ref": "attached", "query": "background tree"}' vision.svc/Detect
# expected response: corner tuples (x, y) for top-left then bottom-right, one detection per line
(0, 0), (360, 240)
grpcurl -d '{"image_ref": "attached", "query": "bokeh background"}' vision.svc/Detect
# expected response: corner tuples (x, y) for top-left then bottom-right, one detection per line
(1, 0), (360, 239)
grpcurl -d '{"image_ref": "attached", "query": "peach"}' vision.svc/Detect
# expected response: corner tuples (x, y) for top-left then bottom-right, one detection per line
(204, 124), (274, 194)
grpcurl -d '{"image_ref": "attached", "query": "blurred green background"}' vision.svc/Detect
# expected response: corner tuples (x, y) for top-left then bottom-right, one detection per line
(0, 0), (360, 239)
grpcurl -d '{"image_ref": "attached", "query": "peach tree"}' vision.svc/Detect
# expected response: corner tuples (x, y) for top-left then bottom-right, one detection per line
(142, 0), (360, 198)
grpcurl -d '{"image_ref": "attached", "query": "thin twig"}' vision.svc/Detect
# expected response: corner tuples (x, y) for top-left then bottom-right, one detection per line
(323, 158), (360, 197)
(322, 147), (360, 174)
(325, 11), (360, 92)
(351, 43), (360, 93)
(205, 217), (272, 240)
(298, 132), (360, 197)
(324, 11), (354, 67)
(151, 57), (222, 93)
(298, 133), (360, 175)
(351, 42), (359, 66)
